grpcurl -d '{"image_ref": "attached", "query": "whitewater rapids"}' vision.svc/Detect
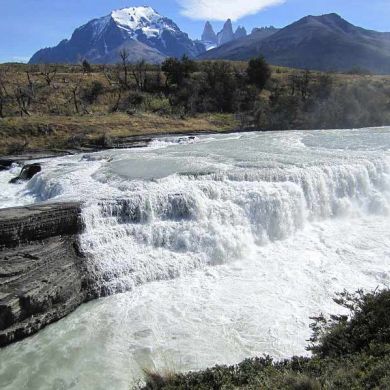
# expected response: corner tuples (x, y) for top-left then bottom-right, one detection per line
(0, 128), (390, 389)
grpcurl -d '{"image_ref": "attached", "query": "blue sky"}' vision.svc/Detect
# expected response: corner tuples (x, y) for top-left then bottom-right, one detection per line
(0, 0), (389, 63)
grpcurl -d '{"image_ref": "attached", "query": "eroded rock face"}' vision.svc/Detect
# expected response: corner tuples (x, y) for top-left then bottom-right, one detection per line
(0, 202), (92, 347)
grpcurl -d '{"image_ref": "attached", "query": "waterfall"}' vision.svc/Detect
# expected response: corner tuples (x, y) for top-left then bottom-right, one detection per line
(80, 156), (390, 295)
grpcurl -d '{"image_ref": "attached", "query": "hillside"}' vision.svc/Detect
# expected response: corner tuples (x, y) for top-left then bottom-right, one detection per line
(200, 14), (390, 74)
(1, 60), (390, 156)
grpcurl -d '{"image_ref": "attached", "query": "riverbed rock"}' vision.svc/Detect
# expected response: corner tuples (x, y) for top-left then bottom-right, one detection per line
(9, 163), (41, 183)
(0, 202), (91, 347)
(0, 159), (13, 171)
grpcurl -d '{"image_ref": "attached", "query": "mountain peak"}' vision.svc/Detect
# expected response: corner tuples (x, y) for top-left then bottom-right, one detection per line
(111, 6), (160, 24)
(110, 6), (178, 38)
(202, 21), (218, 46)
(217, 19), (235, 45)
(234, 26), (247, 39)
(29, 5), (205, 65)
(294, 13), (360, 36)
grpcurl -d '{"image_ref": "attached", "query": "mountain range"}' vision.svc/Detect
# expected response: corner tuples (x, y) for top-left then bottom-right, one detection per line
(200, 13), (390, 74)
(200, 20), (247, 50)
(29, 7), (390, 74)
(29, 6), (205, 64)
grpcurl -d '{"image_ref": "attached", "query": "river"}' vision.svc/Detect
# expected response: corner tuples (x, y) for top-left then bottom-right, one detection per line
(0, 128), (390, 389)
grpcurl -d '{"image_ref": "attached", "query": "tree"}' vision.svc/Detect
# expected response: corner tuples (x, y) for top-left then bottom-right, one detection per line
(0, 68), (10, 118)
(161, 56), (197, 87)
(82, 81), (104, 104)
(14, 86), (32, 116)
(39, 64), (57, 86)
(82, 59), (92, 74)
(118, 49), (130, 88)
(247, 56), (271, 90)
(132, 60), (147, 91)
(202, 61), (237, 112)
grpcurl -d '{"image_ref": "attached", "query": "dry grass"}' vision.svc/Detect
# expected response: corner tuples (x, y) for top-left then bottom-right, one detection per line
(0, 112), (238, 155)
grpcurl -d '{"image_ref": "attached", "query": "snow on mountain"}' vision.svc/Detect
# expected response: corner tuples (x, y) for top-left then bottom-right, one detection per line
(111, 6), (177, 39)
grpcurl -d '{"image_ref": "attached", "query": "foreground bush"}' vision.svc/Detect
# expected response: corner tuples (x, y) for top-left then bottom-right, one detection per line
(140, 289), (390, 389)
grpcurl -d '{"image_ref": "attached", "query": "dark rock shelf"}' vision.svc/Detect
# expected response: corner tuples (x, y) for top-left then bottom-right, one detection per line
(0, 202), (90, 347)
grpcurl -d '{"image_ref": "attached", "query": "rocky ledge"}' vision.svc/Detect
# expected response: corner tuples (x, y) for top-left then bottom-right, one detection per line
(0, 202), (91, 347)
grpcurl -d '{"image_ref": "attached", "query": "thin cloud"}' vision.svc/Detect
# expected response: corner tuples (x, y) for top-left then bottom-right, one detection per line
(177, 0), (285, 21)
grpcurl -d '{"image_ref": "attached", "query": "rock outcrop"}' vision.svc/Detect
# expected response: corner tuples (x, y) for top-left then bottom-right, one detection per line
(0, 159), (13, 171)
(234, 26), (247, 40)
(0, 202), (90, 347)
(217, 19), (235, 46)
(9, 163), (41, 184)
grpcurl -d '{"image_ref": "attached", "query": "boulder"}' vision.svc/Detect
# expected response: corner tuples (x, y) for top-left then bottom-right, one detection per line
(0, 159), (13, 171)
(9, 163), (41, 183)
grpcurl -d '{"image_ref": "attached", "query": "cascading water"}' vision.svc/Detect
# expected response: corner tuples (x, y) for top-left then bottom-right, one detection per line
(0, 128), (390, 390)
(79, 153), (390, 295)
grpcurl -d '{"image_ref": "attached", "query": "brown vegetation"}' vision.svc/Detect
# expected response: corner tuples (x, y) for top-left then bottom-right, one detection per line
(0, 59), (389, 156)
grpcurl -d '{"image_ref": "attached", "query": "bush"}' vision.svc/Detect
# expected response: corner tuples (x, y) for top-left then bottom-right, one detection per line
(247, 56), (271, 90)
(82, 81), (105, 104)
(308, 289), (390, 358)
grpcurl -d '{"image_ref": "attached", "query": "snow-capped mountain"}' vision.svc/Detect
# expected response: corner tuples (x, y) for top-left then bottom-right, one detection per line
(200, 20), (247, 51)
(29, 6), (205, 64)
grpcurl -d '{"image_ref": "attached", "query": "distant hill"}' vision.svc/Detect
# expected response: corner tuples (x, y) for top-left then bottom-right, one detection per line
(199, 14), (390, 74)
(29, 6), (205, 64)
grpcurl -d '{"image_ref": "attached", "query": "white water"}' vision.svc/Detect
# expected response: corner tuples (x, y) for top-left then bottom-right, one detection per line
(0, 128), (390, 389)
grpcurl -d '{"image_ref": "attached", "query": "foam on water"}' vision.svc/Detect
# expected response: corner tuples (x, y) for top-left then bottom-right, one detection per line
(0, 128), (390, 389)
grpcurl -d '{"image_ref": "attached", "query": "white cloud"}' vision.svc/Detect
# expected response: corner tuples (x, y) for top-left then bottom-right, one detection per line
(177, 0), (285, 21)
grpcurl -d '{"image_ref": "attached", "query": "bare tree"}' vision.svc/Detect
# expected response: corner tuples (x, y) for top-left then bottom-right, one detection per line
(39, 64), (57, 86)
(119, 49), (130, 88)
(0, 67), (10, 96)
(132, 60), (147, 91)
(0, 88), (5, 118)
(109, 88), (122, 113)
(25, 67), (37, 98)
(14, 86), (32, 116)
(102, 65), (119, 87)
(0, 68), (10, 118)
(71, 84), (80, 114)
(68, 79), (90, 115)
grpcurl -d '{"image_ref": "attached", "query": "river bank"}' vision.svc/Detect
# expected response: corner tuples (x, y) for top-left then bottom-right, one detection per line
(0, 112), (238, 156)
